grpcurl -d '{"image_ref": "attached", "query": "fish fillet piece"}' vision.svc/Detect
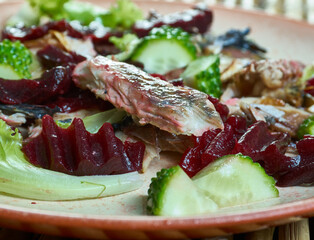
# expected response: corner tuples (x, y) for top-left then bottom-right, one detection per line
(73, 56), (223, 136)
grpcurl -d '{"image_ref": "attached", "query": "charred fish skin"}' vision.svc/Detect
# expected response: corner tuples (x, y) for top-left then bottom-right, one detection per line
(73, 56), (223, 136)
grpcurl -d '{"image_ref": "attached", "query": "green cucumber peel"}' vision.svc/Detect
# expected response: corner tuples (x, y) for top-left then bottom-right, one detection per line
(131, 26), (197, 74)
(181, 55), (222, 98)
(297, 115), (314, 139)
(147, 166), (218, 216)
(0, 39), (33, 80)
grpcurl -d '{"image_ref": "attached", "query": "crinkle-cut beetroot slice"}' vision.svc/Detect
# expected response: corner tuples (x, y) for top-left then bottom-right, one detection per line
(0, 66), (72, 105)
(201, 124), (236, 166)
(37, 45), (86, 69)
(22, 115), (145, 176)
(125, 141), (146, 171)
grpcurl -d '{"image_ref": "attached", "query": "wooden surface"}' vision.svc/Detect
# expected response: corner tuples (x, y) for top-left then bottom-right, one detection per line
(0, 0), (312, 239)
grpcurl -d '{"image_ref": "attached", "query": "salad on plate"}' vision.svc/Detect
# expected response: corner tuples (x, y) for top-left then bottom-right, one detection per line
(0, 0), (313, 216)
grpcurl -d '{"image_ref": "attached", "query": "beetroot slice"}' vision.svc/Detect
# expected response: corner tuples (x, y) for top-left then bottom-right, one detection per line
(37, 45), (86, 69)
(0, 66), (72, 105)
(304, 77), (314, 96)
(22, 115), (145, 176)
(2, 20), (120, 44)
(201, 124), (236, 166)
(234, 121), (294, 175)
(46, 88), (114, 113)
(132, 5), (213, 37)
(207, 95), (229, 122)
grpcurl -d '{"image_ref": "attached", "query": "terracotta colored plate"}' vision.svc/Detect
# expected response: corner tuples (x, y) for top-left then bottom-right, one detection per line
(0, 1), (314, 239)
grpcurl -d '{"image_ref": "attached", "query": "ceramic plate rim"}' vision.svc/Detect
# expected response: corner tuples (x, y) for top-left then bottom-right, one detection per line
(0, 0), (313, 232)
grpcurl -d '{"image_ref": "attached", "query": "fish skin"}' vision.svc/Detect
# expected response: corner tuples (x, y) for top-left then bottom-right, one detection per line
(73, 56), (223, 136)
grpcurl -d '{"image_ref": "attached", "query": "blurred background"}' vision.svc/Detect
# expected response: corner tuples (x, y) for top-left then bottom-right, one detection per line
(160, 0), (314, 23)
(0, 0), (313, 22)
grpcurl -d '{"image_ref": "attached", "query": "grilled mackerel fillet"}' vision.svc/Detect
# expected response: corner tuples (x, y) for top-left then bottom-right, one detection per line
(73, 56), (223, 136)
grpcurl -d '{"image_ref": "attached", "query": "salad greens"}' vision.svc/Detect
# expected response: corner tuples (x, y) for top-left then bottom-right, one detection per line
(181, 55), (222, 98)
(109, 34), (141, 61)
(8, 0), (143, 28)
(301, 64), (314, 83)
(57, 109), (127, 133)
(0, 119), (142, 200)
(0, 40), (33, 80)
(100, 0), (143, 29)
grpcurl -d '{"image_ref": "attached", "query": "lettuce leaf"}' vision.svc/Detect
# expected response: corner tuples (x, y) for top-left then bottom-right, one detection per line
(0, 119), (142, 200)
(101, 0), (143, 29)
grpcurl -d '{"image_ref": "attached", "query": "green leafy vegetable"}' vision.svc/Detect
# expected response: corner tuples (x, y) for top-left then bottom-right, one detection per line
(56, 109), (127, 133)
(101, 0), (143, 29)
(0, 119), (141, 200)
(301, 64), (314, 83)
(147, 166), (218, 216)
(297, 115), (314, 139)
(0, 39), (33, 80)
(28, 0), (69, 20)
(110, 34), (139, 51)
(181, 55), (222, 98)
(131, 26), (197, 74)
(193, 154), (279, 208)
(63, 1), (108, 25)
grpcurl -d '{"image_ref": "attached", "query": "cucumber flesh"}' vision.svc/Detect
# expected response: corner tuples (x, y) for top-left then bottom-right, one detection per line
(147, 166), (218, 216)
(192, 154), (279, 208)
(181, 55), (218, 88)
(132, 39), (195, 74)
(0, 65), (21, 80)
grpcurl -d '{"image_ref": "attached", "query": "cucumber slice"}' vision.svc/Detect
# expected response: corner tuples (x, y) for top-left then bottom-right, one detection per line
(0, 65), (21, 80)
(147, 166), (218, 216)
(181, 55), (222, 98)
(131, 26), (197, 74)
(297, 115), (314, 139)
(192, 154), (279, 208)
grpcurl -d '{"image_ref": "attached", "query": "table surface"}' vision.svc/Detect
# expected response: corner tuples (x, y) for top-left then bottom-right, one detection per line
(0, 0), (313, 239)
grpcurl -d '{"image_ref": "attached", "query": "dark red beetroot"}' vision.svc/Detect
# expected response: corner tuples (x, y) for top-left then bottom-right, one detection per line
(0, 66), (72, 105)
(234, 121), (295, 175)
(132, 4), (213, 37)
(2, 20), (121, 44)
(47, 88), (114, 113)
(180, 117), (314, 186)
(305, 77), (314, 96)
(22, 115), (145, 175)
(276, 136), (314, 186)
(37, 45), (86, 69)
(207, 95), (229, 123)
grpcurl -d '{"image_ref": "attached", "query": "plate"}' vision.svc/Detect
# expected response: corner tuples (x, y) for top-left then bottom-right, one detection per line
(0, 1), (314, 239)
